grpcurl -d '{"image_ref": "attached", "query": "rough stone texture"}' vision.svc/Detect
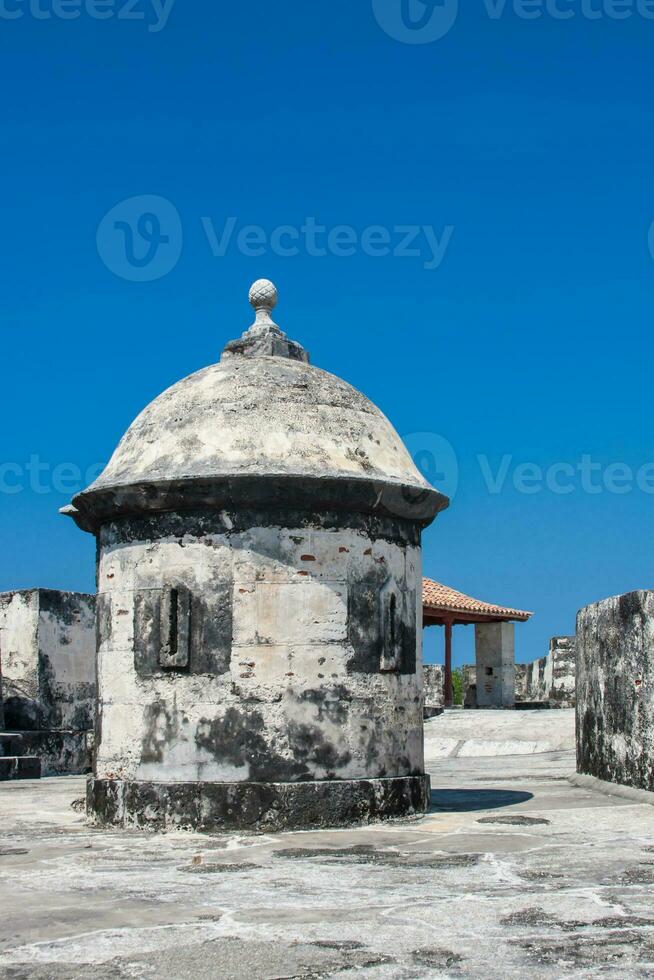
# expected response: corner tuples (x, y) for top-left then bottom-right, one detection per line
(1, 730), (90, 776)
(3, 711), (654, 980)
(93, 517), (425, 792)
(67, 284), (447, 831)
(0, 755), (40, 779)
(423, 663), (444, 708)
(577, 590), (654, 792)
(515, 636), (576, 707)
(87, 774), (431, 832)
(0, 590), (95, 774)
(72, 357), (439, 526)
(475, 622), (515, 708)
(516, 655), (548, 703)
(549, 635), (576, 705)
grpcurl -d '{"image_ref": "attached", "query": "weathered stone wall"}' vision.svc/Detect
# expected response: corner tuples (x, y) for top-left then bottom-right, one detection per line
(0, 590), (96, 773)
(423, 664), (443, 707)
(0, 591), (40, 712)
(514, 637), (576, 706)
(38, 591), (96, 731)
(514, 662), (527, 698)
(516, 654), (549, 702)
(577, 591), (654, 791)
(549, 636), (576, 705)
(95, 513), (424, 787)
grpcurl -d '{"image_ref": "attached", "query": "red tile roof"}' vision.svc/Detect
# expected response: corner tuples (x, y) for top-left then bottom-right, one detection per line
(423, 578), (533, 623)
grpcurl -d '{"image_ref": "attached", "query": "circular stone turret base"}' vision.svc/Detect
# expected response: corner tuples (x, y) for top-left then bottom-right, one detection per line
(86, 775), (431, 833)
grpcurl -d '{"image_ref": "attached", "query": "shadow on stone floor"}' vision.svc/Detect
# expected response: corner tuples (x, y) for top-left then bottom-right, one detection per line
(429, 788), (534, 812)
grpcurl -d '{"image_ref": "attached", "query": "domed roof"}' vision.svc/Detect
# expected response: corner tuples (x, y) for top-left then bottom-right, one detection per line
(66, 281), (448, 531)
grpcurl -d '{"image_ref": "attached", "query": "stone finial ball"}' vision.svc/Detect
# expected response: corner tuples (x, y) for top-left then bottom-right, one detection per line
(249, 279), (278, 310)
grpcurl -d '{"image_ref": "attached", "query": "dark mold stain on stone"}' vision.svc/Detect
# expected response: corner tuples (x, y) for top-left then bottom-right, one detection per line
(39, 589), (95, 627)
(295, 686), (351, 726)
(520, 870), (565, 881)
(195, 707), (312, 782)
(96, 593), (112, 649)
(286, 721), (352, 774)
(142, 700), (178, 765)
(88, 774), (430, 832)
(310, 940), (365, 951)
(99, 504), (421, 550)
(274, 846), (480, 869)
(346, 562), (416, 676)
(179, 862), (259, 874)
(502, 908), (559, 928)
(412, 947), (463, 969)
(620, 864), (654, 884)
(477, 815), (551, 826)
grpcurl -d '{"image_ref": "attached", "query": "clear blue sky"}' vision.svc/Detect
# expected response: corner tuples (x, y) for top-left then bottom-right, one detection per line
(1, 1), (653, 667)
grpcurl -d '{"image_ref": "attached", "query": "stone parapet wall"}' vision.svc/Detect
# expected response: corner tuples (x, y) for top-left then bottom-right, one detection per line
(549, 636), (576, 705)
(576, 590), (654, 792)
(516, 654), (550, 703)
(0, 590), (96, 775)
(515, 636), (576, 706)
(423, 664), (444, 707)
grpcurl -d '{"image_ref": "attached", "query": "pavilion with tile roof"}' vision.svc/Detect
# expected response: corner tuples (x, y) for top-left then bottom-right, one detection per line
(422, 578), (533, 708)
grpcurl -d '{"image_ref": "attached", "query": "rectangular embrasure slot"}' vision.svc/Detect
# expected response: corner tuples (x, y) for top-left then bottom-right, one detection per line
(160, 586), (191, 669)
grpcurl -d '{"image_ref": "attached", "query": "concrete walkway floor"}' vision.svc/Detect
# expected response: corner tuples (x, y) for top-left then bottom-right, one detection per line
(1, 709), (654, 979)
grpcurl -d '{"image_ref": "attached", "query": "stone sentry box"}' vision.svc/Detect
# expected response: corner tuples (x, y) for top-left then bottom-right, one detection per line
(63, 280), (448, 832)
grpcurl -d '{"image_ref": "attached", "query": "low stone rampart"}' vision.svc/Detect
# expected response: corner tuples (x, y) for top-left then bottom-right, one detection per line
(576, 591), (654, 791)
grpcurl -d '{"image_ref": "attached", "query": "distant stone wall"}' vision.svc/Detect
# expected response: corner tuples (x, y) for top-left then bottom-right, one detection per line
(515, 637), (576, 706)
(516, 654), (549, 702)
(38, 591), (96, 731)
(426, 636), (576, 709)
(423, 664), (444, 707)
(577, 591), (654, 792)
(0, 591), (40, 712)
(0, 590), (96, 774)
(549, 636), (576, 705)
